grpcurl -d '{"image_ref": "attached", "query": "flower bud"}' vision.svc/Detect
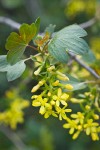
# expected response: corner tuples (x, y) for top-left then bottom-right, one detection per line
(65, 84), (73, 90)
(85, 105), (91, 110)
(93, 114), (99, 120)
(47, 92), (51, 97)
(39, 80), (45, 86)
(56, 71), (69, 81)
(47, 66), (55, 72)
(31, 84), (40, 93)
(70, 98), (84, 103)
(34, 66), (42, 76)
(52, 80), (60, 86)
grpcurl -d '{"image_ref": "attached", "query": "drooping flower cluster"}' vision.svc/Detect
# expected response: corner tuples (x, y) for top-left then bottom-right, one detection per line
(0, 89), (30, 129)
(63, 112), (100, 141)
(31, 65), (73, 120)
(63, 91), (100, 141)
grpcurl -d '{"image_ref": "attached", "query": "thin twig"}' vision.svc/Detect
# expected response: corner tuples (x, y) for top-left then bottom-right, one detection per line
(68, 52), (100, 79)
(0, 125), (26, 150)
(0, 16), (96, 30)
(84, 80), (100, 84)
(80, 18), (96, 29)
(27, 45), (38, 51)
(0, 17), (20, 29)
(0, 16), (100, 79)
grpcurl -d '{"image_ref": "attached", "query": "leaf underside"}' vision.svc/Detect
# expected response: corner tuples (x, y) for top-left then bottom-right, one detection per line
(0, 55), (26, 81)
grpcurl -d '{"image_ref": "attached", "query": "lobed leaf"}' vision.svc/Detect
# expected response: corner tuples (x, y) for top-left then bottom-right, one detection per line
(5, 21), (38, 64)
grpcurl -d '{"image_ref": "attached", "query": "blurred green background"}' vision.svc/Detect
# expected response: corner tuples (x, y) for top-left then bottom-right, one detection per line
(0, 0), (100, 150)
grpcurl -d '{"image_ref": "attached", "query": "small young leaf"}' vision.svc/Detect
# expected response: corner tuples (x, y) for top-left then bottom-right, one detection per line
(45, 24), (56, 36)
(35, 17), (40, 36)
(48, 24), (89, 63)
(0, 55), (26, 81)
(5, 22), (37, 64)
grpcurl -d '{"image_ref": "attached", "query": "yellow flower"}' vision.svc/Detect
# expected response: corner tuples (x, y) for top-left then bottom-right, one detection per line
(63, 114), (84, 140)
(63, 120), (77, 135)
(84, 119), (99, 141)
(52, 88), (69, 107)
(55, 106), (72, 120)
(71, 112), (84, 124)
(32, 95), (52, 115)
(44, 108), (58, 119)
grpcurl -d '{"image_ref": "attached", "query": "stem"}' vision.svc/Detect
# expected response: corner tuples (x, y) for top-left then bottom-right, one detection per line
(27, 45), (38, 51)
(33, 53), (41, 57)
(80, 18), (96, 29)
(0, 17), (20, 29)
(24, 57), (32, 62)
(84, 80), (100, 84)
(24, 53), (42, 62)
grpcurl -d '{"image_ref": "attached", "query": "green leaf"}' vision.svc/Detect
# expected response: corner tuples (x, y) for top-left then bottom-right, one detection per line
(48, 24), (89, 63)
(0, 55), (26, 81)
(61, 74), (86, 91)
(5, 23), (37, 64)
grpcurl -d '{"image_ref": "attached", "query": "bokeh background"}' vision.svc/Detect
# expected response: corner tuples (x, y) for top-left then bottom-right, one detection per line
(0, 0), (100, 150)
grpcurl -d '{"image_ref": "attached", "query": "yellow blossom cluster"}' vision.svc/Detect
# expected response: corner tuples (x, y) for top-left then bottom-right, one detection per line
(0, 90), (30, 129)
(65, 0), (96, 19)
(63, 91), (100, 141)
(63, 112), (100, 141)
(31, 64), (73, 120)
